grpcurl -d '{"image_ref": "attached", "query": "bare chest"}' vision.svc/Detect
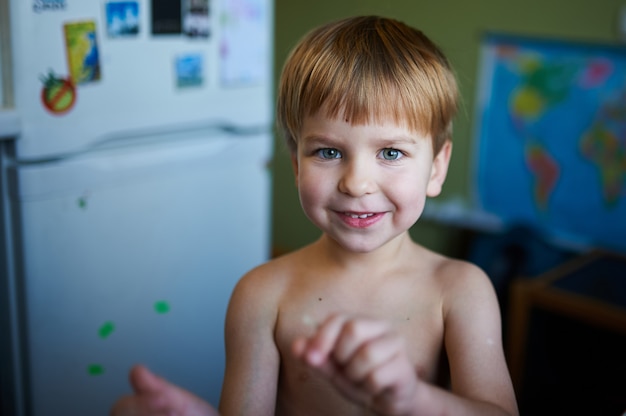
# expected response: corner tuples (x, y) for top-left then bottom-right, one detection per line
(273, 281), (446, 415)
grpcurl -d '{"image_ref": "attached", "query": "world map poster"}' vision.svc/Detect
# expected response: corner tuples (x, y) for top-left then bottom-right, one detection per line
(474, 34), (626, 252)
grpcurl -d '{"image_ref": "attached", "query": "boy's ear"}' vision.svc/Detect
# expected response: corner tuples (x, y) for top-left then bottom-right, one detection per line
(290, 152), (299, 186)
(426, 140), (452, 197)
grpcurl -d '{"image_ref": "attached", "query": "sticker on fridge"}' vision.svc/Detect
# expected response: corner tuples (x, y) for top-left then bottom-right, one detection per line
(105, 1), (140, 37)
(151, 0), (182, 35)
(175, 53), (204, 88)
(219, 0), (268, 86)
(33, 0), (66, 13)
(64, 21), (102, 85)
(183, 0), (210, 38)
(39, 70), (76, 115)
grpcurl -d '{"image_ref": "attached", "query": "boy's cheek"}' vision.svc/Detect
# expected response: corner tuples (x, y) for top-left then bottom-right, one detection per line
(296, 180), (326, 220)
(297, 183), (320, 212)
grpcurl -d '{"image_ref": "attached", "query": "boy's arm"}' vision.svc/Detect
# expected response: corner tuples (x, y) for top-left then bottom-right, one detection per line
(219, 267), (281, 416)
(436, 261), (519, 415)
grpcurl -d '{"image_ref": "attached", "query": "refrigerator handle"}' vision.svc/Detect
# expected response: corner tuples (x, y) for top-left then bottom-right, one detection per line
(16, 119), (270, 165)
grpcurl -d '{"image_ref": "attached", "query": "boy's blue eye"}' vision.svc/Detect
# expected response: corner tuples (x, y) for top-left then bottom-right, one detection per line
(380, 148), (402, 160)
(318, 148), (341, 159)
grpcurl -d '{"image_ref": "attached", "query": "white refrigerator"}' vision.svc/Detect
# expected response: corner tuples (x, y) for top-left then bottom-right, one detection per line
(0, 1), (273, 415)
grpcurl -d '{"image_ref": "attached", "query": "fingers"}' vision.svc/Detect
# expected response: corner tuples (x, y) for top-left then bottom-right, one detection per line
(292, 313), (419, 412)
(110, 395), (172, 416)
(129, 365), (168, 398)
(110, 366), (170, 416)
(299, 314), (348, 366)
(341, 332), (404, 386)
(300, 314), (392, 367)
(332, 319), (391, 366)
(112, 365), (219, 416)
(293, 314), (406, 386)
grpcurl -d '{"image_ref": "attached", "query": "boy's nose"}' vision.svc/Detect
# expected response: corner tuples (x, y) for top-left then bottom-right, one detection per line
(338, 160), (377, 197)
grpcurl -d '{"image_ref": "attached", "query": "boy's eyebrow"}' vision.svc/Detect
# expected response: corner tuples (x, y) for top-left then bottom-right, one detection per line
(299, 134), (337, 147)
(375, 136), (420, 146)
(300, 134), (330, 143)
(301, 134), (421, 146)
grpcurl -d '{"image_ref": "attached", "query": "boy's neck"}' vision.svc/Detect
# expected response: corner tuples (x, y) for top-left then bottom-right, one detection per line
(314, 231), (417, 273)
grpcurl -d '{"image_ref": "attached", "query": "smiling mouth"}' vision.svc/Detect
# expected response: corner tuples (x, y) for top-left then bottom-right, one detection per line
(336, 211), (384, 228)
(344, 212), (375, 219)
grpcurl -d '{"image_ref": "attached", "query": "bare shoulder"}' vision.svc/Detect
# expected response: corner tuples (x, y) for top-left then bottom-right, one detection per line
(229, 246), (315, 312)
(429, 251), (488, 282)
(427, 253), (495, 312)
(405, 246), (491, 297)
(222, 247), (313, 369)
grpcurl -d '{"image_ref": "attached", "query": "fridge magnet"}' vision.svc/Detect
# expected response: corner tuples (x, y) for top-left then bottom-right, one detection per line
(64, 20), (102, 85)
(32, 0), (66, 13)
(219, 0), (268, 86)
(98, 321), (115, 338)
(151, 0), (182, 35)
(183, 0), (210, 38)
(77, 190), (91, 209)
(87, 364), (105, 376)
(174, 53), (203, 88)
(154, 300), (170, 314)
(39, 70), (77, 115)
(105, 1), (140, 37)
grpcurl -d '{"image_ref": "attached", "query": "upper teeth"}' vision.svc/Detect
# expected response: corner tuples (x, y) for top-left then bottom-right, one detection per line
(348, 213), (373, 219)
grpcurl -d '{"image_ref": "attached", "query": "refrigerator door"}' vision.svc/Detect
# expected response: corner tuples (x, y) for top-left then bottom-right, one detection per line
(13, 130), (271, 416)
(9, 0), (272, 160)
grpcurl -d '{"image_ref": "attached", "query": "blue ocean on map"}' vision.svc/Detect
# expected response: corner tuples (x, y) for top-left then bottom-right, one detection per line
(475, 34), (626, 252)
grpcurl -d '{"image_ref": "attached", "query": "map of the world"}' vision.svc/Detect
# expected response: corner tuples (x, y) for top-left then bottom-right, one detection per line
(475, 34), (626, 253)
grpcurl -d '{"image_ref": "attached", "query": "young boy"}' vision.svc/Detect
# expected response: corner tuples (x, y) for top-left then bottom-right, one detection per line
(111, 15), (518, 416)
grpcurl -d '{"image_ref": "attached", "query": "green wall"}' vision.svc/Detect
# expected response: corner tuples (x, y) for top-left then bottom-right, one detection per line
(270, 0), (624, 256)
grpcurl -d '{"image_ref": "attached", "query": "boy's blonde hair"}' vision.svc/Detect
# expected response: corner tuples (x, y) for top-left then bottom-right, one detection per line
(277, 15), (459, 156)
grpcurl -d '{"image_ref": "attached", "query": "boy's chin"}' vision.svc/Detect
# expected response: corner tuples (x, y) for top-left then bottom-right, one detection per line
(326, 233), (395, 254)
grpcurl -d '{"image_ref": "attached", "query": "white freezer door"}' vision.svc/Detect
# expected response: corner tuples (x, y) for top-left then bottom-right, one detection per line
(9, 0), (273, 160)
(14, 131), (271, 416)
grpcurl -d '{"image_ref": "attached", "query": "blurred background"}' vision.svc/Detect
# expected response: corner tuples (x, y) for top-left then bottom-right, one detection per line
(1, 0), (625, 415)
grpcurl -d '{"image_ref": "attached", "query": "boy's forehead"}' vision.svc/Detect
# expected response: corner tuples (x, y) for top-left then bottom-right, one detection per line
(303, 106), (427, 136)
(298, 110), (433, 146)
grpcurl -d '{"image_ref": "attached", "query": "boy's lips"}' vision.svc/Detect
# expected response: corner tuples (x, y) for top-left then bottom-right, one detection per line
(335, 211), (384, 228)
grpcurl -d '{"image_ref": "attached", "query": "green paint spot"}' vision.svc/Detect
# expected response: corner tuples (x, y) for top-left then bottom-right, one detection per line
(98, 321), (115, 339)
(154, 301), (170, 314)
(78, 197), (87, 209)
(88, 364), (104, 376)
